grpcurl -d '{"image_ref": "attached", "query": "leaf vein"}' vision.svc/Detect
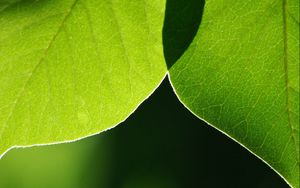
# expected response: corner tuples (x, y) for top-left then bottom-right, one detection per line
(0, 0), (79, 139)
(282, 0), (299, 162)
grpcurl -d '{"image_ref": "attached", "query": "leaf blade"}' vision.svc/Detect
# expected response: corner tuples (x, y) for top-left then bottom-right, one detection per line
(0, 0), (167, 156)
(169, 0), (299, 187)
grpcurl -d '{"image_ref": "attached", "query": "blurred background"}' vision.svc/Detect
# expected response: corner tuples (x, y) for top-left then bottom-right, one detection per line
(0, 0), (290, 187)
(0, 79), (289, 188)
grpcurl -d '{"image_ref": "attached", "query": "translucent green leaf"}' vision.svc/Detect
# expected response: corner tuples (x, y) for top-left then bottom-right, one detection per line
(169, 0), (299, 187)
(1, 0), (299, 187)
(0, 0), (167, 156)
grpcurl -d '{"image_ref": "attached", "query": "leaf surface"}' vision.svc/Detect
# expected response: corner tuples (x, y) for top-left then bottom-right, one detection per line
(169, 0), (299, 187)
(0, 0), (167, 156)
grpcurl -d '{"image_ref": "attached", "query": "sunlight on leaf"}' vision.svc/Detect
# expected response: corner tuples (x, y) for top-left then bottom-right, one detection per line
(0, 0), (167, 156)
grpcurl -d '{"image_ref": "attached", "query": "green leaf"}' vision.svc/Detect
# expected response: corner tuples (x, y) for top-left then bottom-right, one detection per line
(169, 0), (299, 187)
(0, 0), (167, 156)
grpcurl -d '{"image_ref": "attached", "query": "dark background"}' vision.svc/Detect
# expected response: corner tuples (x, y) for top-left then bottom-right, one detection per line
(87, 79), (288, 188)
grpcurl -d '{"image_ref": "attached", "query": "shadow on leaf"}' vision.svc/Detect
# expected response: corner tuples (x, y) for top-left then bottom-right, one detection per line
(163, 0), (205, 69)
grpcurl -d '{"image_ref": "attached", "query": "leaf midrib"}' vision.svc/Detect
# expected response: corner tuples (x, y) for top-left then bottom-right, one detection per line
(0, 0), (79, 140)
(282, 0), (299, 162)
